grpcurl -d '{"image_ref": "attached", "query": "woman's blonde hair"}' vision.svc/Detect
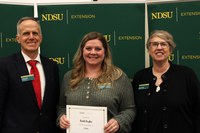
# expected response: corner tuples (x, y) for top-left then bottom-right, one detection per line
(70, 31), (122, 89)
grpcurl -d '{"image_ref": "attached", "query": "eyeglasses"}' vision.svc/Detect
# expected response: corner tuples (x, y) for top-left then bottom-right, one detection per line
(149, 41), (169, 49)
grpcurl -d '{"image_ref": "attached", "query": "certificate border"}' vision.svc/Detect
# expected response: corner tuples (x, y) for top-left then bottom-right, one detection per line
(66, 105), (107, 133)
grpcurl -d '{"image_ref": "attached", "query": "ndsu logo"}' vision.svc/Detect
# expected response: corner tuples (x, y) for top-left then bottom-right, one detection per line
(151, 11), (173, 20)
(104, 35), (111, 43)
(41, 14), (64, 21)
(49, 57), (65, 64)
(169, 54), (174, 61)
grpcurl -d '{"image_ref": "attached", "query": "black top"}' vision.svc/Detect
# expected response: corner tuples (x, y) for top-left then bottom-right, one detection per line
(131, 63), (200, 133)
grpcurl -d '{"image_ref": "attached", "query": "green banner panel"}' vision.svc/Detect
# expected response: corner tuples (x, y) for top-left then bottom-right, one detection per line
(0, 4), (33, 57)
(148, 1), (200, 80)
(38, 3), (145, 79)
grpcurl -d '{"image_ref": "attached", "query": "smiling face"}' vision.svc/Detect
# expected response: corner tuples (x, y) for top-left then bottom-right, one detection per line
(16, 19), (42, 57)
(148, 36), (171, 64)
(83, 39), (105, 68)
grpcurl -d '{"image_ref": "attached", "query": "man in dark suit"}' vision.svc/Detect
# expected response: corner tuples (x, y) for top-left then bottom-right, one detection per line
(0, 17), (61, 133)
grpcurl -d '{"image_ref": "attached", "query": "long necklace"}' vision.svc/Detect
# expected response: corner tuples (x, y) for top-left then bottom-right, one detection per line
(155, 76), (162, 92)
(152, 63), (170, 93)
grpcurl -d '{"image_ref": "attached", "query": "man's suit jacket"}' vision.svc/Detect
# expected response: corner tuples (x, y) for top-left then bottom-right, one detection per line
(0, 52), (61, 133)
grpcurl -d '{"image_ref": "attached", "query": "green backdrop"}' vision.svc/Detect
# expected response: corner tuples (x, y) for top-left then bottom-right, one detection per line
(148, 1), (200, 80)
(0, 2), (199, 81)
(38, 3), (145, 79)
(0, 4), (33, 57)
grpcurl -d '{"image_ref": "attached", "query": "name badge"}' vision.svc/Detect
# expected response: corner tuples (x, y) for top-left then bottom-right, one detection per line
(98, 83), (111, 89)
(138, 83), (149, 90)
(21, 74), (34, 82)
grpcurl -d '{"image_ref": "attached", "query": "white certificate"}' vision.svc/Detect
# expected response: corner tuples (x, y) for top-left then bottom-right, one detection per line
(66, 105), (107, 133)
